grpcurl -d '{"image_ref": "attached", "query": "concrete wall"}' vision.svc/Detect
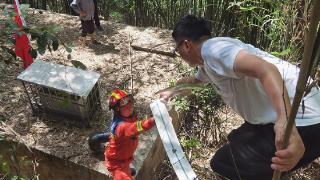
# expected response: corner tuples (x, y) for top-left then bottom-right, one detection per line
(0, 109), (183, 180)
(0, 141), (110, 180)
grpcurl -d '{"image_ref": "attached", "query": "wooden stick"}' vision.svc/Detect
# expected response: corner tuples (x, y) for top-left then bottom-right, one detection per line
(131, 44), (175, 57)
(272, 1), (320, 179)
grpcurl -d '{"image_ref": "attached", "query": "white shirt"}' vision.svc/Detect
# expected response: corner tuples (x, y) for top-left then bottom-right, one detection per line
(196, 37), (320, 126)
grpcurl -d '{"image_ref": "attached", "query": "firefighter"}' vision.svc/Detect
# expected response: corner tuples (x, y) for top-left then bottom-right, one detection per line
(103, 89), (155, 179)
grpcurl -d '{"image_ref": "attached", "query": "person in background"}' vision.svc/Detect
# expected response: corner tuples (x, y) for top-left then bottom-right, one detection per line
(160, 14), (320, 180)
(93, 0), (103, 31)
(70, 0), (98, 45)
(69, 0), (103, 31)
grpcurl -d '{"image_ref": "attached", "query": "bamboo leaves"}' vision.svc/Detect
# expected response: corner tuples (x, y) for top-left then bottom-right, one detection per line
(271, 48), (292, 58)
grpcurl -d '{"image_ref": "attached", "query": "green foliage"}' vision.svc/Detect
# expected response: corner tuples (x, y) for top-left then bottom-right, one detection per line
(65, 46), (72, 53)
(180, 137), (201, 149)
(169, 63), (226, 164)
(190, 85), (224, 116)
(21, 0), (303, 62)
(26, 24), (72, 56)
(173, 97), (190, 112)
(8, 0), (301, 63)
(71, 60), (87, 70)
(271, 48), (292, 58)
(0, 140), (38, 180)
(1, 4), (72, 66)
(227, 1), (289, 51)
(11, 176), (24, 180)
(1, 160), (10, 177)
(110, 12), (124, 22)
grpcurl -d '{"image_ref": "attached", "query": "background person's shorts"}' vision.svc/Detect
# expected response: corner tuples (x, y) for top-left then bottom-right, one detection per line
(81, 20), (94, 37)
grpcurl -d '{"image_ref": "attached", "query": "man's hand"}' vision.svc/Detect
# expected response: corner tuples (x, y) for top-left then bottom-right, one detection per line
(159, 91), (175, 103)
(272, 121), (305, 171)
(148, 117), (155, 126)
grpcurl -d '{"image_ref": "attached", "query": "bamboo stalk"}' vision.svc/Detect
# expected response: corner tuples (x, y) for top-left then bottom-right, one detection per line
(129, 34), (133, 94)
(310, 29), (320, 76)
(272, 1), (320, 180)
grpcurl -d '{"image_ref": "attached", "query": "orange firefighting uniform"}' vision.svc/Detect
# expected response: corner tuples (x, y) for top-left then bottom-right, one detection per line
(105, 115), (154, 180)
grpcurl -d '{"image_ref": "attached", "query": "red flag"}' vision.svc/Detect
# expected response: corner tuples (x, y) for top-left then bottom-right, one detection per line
(13, 0), (33, 69)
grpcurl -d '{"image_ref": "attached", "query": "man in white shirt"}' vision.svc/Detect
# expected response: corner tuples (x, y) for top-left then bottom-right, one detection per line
(160, 15), (320, 179)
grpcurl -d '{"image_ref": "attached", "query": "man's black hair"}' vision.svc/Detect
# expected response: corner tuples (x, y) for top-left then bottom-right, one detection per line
(172, 14), (211, 43)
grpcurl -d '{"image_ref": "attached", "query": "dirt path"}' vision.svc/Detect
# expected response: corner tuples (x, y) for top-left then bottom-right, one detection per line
(0, 8), (181, 176)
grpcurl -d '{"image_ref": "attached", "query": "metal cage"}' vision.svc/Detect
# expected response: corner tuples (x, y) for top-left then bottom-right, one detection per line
(17, 60), (101, 126)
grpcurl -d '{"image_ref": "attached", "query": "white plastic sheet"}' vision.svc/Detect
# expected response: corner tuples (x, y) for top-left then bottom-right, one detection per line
(150, 100), (198, 180)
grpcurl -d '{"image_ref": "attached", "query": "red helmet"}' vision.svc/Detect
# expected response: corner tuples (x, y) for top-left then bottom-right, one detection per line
(108, 89), (133, 110)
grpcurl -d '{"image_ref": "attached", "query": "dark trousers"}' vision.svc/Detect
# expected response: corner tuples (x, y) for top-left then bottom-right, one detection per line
(81, 20), (94, 37)
(89, 132), (109, 153)
(93, 0), (101, 28)
(210, 122), (320, 180)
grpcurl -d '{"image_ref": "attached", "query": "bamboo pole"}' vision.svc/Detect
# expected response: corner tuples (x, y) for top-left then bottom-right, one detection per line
(272, 1), (320, 180)
(129, 33), (133, 94)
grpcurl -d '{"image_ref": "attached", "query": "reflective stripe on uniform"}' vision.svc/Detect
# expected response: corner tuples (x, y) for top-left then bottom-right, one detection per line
(111, 92), (121, 100)
(136, 121), (143, 132)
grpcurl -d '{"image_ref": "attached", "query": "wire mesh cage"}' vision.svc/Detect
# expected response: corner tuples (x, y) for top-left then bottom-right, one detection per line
(17, 60), (101, 126)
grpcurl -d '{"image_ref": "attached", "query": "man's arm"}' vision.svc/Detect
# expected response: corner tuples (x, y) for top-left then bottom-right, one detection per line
(159, 76), (205, 102)
(234, 50), (305, 172)
(235, 50), (291, 121)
